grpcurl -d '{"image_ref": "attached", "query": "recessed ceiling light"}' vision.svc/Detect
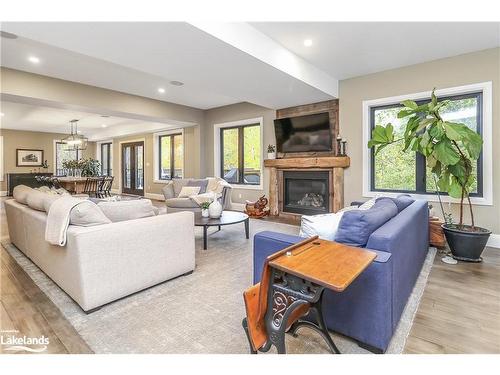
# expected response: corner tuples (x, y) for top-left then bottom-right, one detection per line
(100, 115), (110, 118)
(0, 31), (18, 39)
(170, 80), (184, 87)
(0, 112), (4, 117)
(101, 124), (107, 128)
(303, 39), (313, 47)
(28, 56), (40, 64)
(158, 87), (166, 94)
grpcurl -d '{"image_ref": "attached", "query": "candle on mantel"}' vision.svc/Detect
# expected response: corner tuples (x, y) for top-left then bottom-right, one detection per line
(336, 135), (343, 156)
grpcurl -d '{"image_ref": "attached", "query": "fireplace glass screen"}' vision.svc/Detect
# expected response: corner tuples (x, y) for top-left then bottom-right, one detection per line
(283, 171), (330, 215)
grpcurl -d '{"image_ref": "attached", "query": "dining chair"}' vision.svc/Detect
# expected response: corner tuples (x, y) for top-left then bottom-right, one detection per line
(83, 177), (101, 198)
(99, 176), (114, 198)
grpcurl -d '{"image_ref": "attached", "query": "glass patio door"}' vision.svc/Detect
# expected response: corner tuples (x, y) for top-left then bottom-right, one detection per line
(121, 141), (144, 196)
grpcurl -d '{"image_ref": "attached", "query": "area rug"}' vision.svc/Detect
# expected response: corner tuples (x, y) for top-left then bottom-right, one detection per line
(2, 219), (436, 354)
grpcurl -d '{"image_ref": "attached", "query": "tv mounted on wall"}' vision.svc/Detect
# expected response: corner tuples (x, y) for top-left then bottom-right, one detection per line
(273, 112), (332, 153)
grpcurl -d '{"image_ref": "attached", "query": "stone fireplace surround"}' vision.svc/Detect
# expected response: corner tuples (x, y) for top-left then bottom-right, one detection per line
(264, 156), (350, 217)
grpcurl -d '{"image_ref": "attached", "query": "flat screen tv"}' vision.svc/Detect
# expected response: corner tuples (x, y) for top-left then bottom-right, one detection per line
(274, 112), (332, 153)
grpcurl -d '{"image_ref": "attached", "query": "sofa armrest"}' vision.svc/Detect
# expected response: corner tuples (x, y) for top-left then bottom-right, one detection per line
(162, 181), (175, 200)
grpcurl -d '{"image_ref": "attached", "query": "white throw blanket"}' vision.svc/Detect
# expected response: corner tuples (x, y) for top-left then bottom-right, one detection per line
(45, 196), (87, 246)
(190, 178), (231, 206)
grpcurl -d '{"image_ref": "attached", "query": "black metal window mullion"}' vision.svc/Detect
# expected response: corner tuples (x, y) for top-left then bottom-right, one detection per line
(158, 134), (181, 180)
(370, 91), (483, 197)
(238, 126), (245, 184)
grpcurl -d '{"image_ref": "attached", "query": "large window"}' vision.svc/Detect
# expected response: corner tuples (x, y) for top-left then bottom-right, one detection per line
(100, 142), (112, 176)
(55, 141), (80, 176)
(370, 92), (483, 197)
(158, 133), (183, 180)
(220, 123), (261, 186)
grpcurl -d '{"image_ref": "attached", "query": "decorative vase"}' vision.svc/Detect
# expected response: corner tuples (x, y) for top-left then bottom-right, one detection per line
(201, 208), (209, 218)
(75, 169), (82, 178)
(267, 152), (276, 160)
(208, 197), (223, 219)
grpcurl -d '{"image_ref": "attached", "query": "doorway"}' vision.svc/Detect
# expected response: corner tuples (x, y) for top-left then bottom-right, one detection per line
(121, 141), (144, 196)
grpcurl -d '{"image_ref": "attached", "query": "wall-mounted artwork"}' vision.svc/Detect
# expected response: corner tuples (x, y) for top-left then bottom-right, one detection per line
(16, 149), (44, 167)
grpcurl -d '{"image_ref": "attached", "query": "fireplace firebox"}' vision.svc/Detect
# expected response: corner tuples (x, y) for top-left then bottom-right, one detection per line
(283, 171), (330, 215)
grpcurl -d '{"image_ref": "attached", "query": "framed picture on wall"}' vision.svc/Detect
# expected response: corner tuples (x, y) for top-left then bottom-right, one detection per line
(16, 149), (44, 167)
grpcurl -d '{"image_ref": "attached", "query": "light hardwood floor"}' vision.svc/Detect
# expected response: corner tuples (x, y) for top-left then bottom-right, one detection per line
(1, 197), (499, 354)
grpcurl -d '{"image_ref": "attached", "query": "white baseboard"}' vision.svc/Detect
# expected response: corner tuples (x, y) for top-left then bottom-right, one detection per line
(145, 193), (165, 201)
(231, 202), (245, 212)
(487, 234), (500, 249)
(0, 191), (7, 197)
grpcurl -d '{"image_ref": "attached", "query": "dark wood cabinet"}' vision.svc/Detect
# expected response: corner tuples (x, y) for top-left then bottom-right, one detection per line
(7, 173), (53, 196)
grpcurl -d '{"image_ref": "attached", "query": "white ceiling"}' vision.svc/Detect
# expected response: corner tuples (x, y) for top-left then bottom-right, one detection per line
(0, 101), (185, 141)
(251, 22), (500, 79)
(0, 22), (334, 110)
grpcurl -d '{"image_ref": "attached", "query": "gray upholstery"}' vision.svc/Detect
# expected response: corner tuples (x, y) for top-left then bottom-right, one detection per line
(162, 178), (233, 214)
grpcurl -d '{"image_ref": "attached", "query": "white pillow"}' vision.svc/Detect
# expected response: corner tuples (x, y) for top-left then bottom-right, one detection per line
(359, 197), (378, 210)
(70, 201), (111, 227)
(26, 190), (49, 211)
(13, 185), (34, 205)
(97, 199), (157, 222)
(299, 211), (345, 241)
(178, 186), (201, 198)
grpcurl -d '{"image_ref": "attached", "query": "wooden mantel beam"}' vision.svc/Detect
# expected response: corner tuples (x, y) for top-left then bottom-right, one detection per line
(264, 156), (350, 169)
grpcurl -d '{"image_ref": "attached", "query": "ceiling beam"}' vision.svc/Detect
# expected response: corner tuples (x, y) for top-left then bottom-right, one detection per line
(189, 22), (339, 98)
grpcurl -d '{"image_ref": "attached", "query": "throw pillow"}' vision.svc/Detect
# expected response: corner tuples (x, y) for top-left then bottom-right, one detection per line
(26, 190), (50, 211)
(334, 199), (398, 247)
(392, 194), (415, 212)
(187, 179), (209, 194)
(13, 185), (34, 205)
(43, 194), (62, 213)
(70, 201), (112, 227)
(178, 186), (201, 198)
(299, 211), (345, 241)
(358, 197), (379, 210)
(97, 199), (157, 222)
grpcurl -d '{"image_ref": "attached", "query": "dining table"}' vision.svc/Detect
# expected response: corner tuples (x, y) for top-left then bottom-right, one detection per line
(54, 176), (88, 194)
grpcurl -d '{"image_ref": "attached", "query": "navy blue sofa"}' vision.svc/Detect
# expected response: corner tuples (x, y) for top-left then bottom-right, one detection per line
(253, 199), (429, 353)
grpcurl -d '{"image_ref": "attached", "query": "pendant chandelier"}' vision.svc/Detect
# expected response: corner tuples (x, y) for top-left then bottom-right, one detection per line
(61, 119), (88, 151)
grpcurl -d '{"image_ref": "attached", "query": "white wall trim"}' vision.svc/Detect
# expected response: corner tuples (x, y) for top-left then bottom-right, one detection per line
(117, 138), (146, 195)
(213, 117), (264, 191)
(487, 234), (500, 249)
(152, 129), (185, 183)
(362, 81), (493, 206)
(96, 140), (114, 176)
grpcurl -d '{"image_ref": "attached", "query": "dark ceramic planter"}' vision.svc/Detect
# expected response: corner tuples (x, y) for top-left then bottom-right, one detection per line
(442, 224), (491, 262)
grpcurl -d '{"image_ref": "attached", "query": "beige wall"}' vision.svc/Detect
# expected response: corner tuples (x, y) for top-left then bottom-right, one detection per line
(108, 125), (199, 196)
(339, 48), (500, 233)
(0, 129), (95, 191)
(204, 102), (276, 204)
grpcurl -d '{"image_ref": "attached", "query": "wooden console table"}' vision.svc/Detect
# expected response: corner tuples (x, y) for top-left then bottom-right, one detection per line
(242, 236), (376, 354)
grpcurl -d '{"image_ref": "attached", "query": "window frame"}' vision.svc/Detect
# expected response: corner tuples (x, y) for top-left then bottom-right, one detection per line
(369, 91), (483, 197)
(53, 140), (81, 176)
(214, 117), (264, 190)
(99, 142), (113, 176)
(362, 82), (493, 206)
(153, 129), (184, 183)
(158, 133), (183, 180)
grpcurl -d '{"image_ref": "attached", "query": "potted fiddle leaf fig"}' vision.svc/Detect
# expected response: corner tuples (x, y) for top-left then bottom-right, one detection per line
(368, 89), (490, 262)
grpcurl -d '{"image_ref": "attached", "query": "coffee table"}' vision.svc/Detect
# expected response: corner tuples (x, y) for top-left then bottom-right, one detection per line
(194, 211), (249, 250)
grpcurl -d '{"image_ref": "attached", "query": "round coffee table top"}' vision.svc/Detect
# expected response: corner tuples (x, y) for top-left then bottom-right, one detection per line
(194, 210), (249, 227)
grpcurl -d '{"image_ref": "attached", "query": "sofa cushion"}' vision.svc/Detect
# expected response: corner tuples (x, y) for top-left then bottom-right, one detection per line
(386, 194), (415, 213)
(299, 211), (345, 241)
(172, 179), (189, 197)
(13, 185), (34, 205)
(178, 186), (201, 198)
(97, 199), (157, 222)
(335, 198), (399, 247)
(162, 183), (175, 200)
(70, 201), (111, 227)
(26, 190), (50, 211)
(165, 197), (198, 208)
(187, 179), (209, 194)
